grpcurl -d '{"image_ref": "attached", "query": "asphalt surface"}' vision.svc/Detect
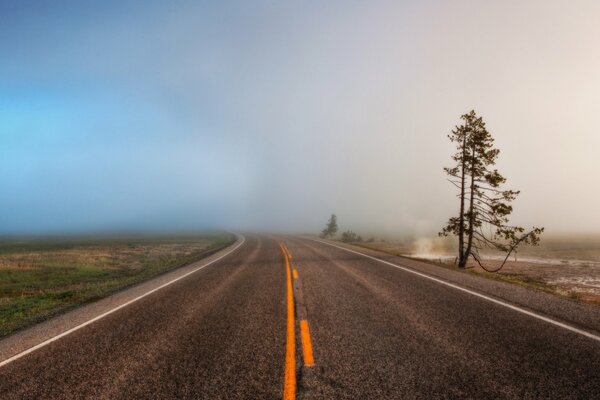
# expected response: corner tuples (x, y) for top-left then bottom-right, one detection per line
(1, 234), (600, 399)
(0, 235), (285, 399)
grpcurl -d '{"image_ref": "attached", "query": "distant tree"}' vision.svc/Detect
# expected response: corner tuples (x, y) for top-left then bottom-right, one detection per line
(341, 230), (362, 243)
(320, 214), (338, 238)
(439, 110), (543, 271)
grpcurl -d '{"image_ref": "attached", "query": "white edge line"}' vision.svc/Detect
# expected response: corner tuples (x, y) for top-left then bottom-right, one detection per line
(306, 237), (600, 343)
(0, 234), (246, 368)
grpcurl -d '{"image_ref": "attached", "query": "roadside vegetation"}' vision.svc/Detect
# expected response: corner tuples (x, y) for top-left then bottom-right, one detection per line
(0, 233), (234, 337)
(320, 214), (338, 238)
(315, 112), (599, 304)
(350, 237), (600, 306)
(440, 110), (543, 271)
(319, 215), (364, 243)
(341, 230), (362, 243)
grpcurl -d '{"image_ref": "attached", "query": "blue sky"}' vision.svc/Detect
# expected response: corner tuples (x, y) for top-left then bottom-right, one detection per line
(1, 0), (600, 234)
(0, 0), (255, 232)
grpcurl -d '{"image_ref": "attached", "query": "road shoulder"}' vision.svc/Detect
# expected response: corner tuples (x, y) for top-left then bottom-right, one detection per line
(304, 237), (600, 336)
(0, 234), (245, 365)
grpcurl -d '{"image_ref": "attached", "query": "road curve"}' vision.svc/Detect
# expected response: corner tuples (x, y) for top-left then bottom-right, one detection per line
(1, 234), (599, 399)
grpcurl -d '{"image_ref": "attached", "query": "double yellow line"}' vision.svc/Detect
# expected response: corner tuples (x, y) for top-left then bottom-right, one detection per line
(279, 242), (296, 400)
(279, 242), (315, 400)
(300, 320), (314, 367)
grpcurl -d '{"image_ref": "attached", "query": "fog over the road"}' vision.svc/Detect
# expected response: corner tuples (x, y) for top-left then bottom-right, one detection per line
(1, 1), (599, 234)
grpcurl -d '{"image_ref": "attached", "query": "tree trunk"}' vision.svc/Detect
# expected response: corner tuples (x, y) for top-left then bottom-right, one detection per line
(462, 146), (477, 268)
(457, 134), (467, 268)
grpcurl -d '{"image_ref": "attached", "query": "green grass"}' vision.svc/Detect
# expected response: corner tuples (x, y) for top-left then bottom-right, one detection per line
(0, 233), (235, 337)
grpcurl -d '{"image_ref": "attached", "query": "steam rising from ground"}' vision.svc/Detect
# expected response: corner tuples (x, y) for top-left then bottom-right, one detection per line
(409, 237), (451, 259)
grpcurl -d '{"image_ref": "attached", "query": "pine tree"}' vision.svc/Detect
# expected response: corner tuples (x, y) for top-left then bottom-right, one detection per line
(440, 110), (543, 271)
(320, 214), (338, 239)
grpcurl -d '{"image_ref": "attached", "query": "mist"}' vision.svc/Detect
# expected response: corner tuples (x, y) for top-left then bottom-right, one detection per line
(1, 0), (599, 235)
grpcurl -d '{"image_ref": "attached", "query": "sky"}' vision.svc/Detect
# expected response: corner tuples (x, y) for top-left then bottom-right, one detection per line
(1, 0), (599, 235)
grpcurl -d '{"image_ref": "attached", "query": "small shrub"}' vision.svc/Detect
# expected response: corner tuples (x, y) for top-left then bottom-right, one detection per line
(341, 230), (363, 243)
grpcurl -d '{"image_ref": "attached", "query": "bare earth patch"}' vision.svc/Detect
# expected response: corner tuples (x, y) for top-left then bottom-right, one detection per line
(356, 234), (600, 305)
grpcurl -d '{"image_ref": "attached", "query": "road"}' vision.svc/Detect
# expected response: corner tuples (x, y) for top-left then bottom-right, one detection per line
(1, 234), (599, 399)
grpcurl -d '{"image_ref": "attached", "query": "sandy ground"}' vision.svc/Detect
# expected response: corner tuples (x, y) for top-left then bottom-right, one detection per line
(358, 235), (600, 305)
(468, 257), (600, 303)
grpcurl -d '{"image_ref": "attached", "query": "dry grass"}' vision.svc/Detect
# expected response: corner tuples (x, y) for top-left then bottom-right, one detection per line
(0, 233), (234, 337)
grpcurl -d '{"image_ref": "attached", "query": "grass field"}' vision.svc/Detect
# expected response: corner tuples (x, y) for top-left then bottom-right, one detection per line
(0, 233), (235, 338)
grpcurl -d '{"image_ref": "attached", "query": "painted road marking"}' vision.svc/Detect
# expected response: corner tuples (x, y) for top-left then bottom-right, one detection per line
(308, 238), (600, 344)
(283, 244), (293, 260)
(293, 268), (299, 280)
(279, 243), (296, 400)
(300, 320), (315, 367)
(0, 235), (247, 369)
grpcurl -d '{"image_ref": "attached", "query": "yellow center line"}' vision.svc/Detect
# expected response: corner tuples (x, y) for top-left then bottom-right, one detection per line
(300, 320), (315, 367)
(283, 244), (293, 260)
(280, 243), (296, 400)
(293, 268), (298, 280)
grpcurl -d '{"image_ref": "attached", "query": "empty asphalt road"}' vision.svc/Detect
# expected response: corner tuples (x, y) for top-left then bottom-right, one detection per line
(1, 234), (599, 399)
